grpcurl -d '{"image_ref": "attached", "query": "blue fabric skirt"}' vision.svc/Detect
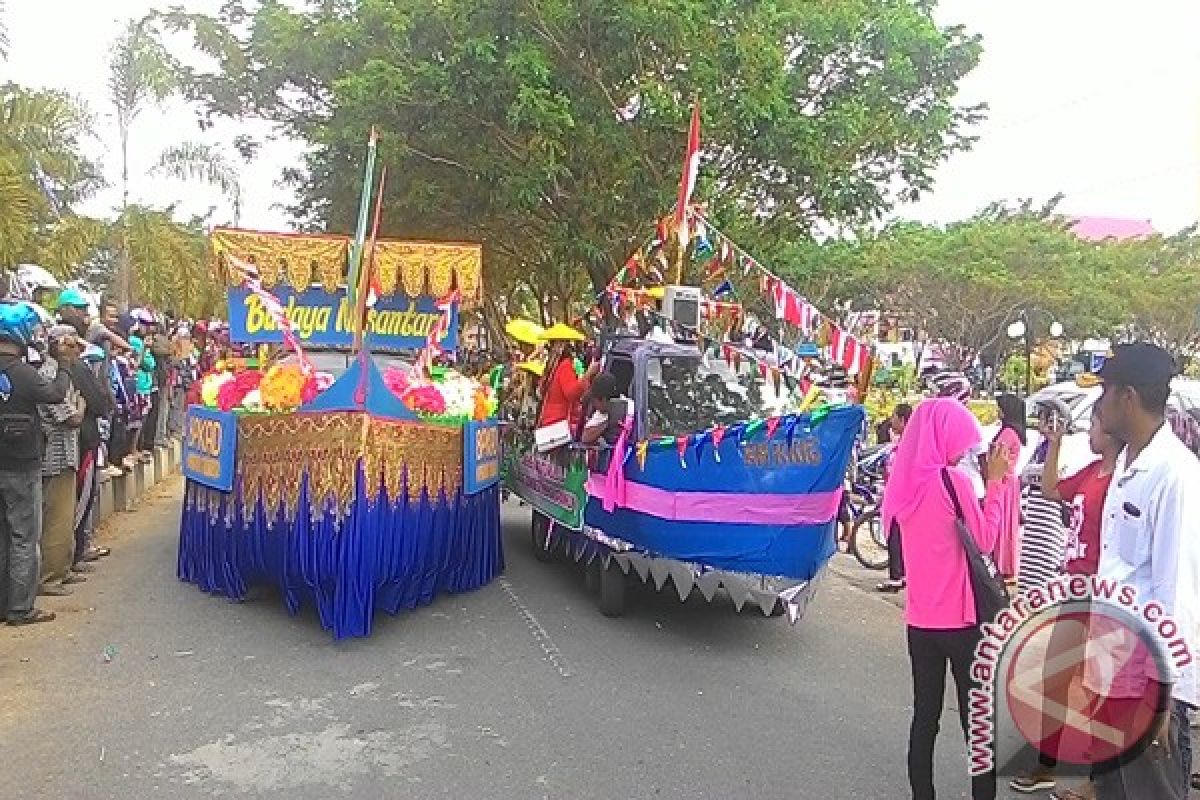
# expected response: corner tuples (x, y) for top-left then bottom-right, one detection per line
(177, 469), (503, 640)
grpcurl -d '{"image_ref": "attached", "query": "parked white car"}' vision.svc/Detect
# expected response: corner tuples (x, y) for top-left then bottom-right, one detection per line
(982, 378), (1200, 475)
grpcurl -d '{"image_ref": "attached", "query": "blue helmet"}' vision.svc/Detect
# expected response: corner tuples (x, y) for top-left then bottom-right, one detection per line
(0, 301), (46, 346)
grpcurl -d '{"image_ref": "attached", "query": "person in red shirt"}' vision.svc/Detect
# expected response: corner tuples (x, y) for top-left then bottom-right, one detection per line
(536, 336), (599, 429)
(1043, 406), (1120, 576)
(1009, 405), (1121, 797)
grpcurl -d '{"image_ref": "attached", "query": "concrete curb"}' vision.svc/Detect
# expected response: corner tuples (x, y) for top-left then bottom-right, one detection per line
(97, 437), (182, 521)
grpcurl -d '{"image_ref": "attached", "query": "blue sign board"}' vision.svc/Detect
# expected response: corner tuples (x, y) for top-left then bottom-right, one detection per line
(227, 286), (458, 352)
(464, 420), (501, 494)
(183, 406), (239, 492)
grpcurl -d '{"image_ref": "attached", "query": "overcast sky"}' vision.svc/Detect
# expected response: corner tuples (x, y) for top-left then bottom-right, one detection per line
(5, 0), (1199, 235)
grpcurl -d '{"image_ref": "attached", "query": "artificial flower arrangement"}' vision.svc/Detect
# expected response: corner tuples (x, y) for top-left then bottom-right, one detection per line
(197, 359), (496, 422)
(383, 366), (497, 425)
(199, 364), (332, 414)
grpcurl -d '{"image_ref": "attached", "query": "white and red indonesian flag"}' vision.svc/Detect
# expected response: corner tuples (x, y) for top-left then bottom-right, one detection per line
(225, 253), (311, 371)
(829, 326), (867, 376)
(225, 252), (260, 283)
(426, 288), (461, 352)
(675, 101), (701, 247)
(769, 282), (819, 335)
(365, 269), (384, 309)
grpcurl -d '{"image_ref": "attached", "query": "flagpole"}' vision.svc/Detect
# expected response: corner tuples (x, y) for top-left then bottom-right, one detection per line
(347, 127), (379, 314)
(353, 165), (388, 356)
(674, 98), (700, 286)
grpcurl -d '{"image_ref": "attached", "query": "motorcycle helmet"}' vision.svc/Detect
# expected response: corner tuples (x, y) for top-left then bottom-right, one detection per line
(927, 370), (972, 403)
(0, 300), (47, 346)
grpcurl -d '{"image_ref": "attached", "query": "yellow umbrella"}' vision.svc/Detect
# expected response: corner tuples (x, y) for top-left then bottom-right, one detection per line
(505, 318), (545, 346)
(517, 360), (546, 377)
(540, 323), (586, 342)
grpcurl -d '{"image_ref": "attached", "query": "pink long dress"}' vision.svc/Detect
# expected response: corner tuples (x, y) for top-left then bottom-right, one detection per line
(991, 427), (1022, 578)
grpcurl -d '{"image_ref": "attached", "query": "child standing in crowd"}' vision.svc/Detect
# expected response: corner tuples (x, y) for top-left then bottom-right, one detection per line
(1016, 399), (1070, 599)
(990, 393), (1025, 582)
(168, 323), (197, 437)
(128, 325), (157, 463)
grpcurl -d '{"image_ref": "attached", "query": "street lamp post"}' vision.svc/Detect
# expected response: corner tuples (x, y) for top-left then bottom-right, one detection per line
(1007, 311), (1064, 396)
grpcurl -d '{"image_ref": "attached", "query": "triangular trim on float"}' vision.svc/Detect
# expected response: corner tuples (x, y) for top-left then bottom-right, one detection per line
(300, 351), (418, 420)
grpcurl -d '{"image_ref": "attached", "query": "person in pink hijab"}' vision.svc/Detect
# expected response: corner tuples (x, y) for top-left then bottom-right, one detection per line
(989, 393), (1025, 580)
(881, 398), (1011, 800)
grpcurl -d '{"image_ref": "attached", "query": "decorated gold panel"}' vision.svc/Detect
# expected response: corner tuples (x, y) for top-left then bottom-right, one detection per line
(231, 412), (464, 519)
(210, 228), (483, 304)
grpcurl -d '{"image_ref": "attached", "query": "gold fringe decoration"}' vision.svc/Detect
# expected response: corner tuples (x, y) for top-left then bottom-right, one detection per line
(233, 412), (464, 519)
(363, 417), (463, 502)
(210, 228), (483, 305)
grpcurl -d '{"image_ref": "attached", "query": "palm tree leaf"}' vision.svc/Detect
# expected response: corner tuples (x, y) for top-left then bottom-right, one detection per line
(154, 141), (243, 223)
(0, 1), (10, 62)
(0, 157), (37, 267)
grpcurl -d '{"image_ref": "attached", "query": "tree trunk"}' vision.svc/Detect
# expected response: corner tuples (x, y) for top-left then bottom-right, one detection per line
(118, 127), (133, 308)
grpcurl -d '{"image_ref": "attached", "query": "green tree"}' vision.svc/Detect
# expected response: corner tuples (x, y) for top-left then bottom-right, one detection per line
(762, 197), (1200, 372)
(0, 83), (105, 270)
(108, 18), (242, 304)
(108, 18), (180, 303)
(123, 205), (220, 317)
(161, 0), (984, 301)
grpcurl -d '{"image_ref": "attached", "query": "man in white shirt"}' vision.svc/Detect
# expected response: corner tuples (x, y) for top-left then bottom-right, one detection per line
(1089, 343), (1200, 800)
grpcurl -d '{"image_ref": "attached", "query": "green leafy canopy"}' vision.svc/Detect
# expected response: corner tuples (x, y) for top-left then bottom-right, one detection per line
(160, 0), (984, 304)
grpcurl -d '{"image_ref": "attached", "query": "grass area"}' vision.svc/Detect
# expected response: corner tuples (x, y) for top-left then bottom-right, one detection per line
(863, 389), (998, 427)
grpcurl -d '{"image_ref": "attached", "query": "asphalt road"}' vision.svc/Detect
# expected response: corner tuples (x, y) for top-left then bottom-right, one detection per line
(1, 478), (1051, 799)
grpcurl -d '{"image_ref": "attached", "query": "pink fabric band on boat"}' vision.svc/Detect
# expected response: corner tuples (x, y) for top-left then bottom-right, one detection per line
(585, 475), (842, 526)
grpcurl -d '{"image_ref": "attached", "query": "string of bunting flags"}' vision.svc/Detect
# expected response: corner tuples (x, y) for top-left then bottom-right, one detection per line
(625, 409), (834, 474)
(692, 212), (873, 376)
(604, 209), (872, 377)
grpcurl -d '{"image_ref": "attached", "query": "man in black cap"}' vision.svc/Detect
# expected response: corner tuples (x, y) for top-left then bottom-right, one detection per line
(1087, 342), (1200, 800)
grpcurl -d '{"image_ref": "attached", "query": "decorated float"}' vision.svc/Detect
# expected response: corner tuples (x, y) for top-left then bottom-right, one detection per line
(502, 103), (871, 621)
(178, 221), (504, 640)
(503, 327), (863, 621)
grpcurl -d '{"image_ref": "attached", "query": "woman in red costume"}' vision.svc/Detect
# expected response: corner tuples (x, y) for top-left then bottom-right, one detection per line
(536, 324), (599, 429)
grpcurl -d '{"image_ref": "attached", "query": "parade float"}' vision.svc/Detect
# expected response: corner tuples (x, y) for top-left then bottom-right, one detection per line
(503, 326), (864, 621)
(503, 104), (871, 621)
(178, 224), (504, 640)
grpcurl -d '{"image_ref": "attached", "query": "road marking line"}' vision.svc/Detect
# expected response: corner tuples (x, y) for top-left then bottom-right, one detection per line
(498, 578), (572, 679)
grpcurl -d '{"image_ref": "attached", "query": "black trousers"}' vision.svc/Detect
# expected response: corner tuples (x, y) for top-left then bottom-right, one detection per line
(1093, 696), (1192, 800)
(140, 392), (160, 452)
(907, 625), (997, 800)
(888, 522), (905, 581)
(109, 415), (129, 464)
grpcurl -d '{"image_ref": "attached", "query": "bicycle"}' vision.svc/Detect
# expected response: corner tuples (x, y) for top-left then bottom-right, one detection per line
(845, 445), (890, 570)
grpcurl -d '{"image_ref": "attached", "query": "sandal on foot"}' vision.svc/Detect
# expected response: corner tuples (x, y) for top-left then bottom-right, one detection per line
(82, 547), (111, 562)
(1010, 772), (1056, 793)
(876, 579), (906, 593)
